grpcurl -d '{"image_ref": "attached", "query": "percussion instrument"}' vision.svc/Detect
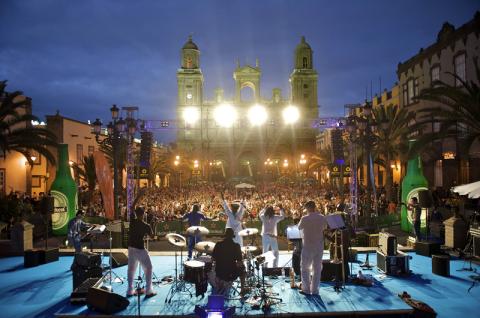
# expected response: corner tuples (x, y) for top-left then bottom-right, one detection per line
(186, 226), (209, 236)
(195, 255), (213, 273)
(194, 241), (216, 253)
(184, 260), (206, 284)
(241, 246), (257, 253)
(238, 228), (259, 237)
(166, 233), (187, 247)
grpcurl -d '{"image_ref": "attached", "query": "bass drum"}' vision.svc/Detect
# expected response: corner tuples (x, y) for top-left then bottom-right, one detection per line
(183, 260), (205, 284)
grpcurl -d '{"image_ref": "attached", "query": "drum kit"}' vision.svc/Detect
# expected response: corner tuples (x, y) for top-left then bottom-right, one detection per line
(164, 225), (263, 302)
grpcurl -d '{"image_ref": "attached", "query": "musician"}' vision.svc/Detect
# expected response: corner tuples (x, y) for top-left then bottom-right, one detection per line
(298, 200), (328, 295)
(220, 191), (246, 246)
(67, 210), (90, 253)
(407, 197), (422, 241)
(210, 228), (244, 296)
(259, 204), (285, 267)
(127, 206), (156, 297)
(182, 203), (210, 259)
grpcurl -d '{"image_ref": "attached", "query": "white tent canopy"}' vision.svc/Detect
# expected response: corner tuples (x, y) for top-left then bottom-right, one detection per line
(452, 180), (480, 199)
(235, 183), (256, 189)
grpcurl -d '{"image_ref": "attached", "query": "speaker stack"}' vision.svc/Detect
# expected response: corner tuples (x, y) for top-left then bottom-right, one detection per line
(71, 252), (103, 290)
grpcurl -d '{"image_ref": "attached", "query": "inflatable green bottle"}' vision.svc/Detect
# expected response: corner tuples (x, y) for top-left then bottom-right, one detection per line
(400, 141), (428, 233)
(51, 144), (78, 235)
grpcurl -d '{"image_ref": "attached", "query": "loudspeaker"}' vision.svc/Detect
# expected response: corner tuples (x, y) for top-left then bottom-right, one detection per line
(72, 263), (103, 290)
(111, 252), (128, 268)
(86, 287), (130, 314)
(432, 254), (449, 276)
(39, 248), (59, 264)
(330, 129), (344, 162)
(376, 250), (410, 276)
(415, 241), (441, 257)
(24, 249), (41, 268)
(321, 260), (342, 282)
(379, 232), (397, 256)
(71, 277), (102, 304)
(74, 252), (101, 268)
(418, 190), (433, 208)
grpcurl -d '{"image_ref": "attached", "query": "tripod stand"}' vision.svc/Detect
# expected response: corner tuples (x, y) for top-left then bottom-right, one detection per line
(135, 264), (144, 317)
(252, 259), (281, 312)
(102, 226), (124, 291)
(165, 244), (192, 303)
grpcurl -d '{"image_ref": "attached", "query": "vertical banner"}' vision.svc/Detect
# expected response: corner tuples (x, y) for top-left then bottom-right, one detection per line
(93, 151), (114, 220)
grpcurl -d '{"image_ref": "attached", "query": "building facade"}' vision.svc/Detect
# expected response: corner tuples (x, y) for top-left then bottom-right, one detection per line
(397, 12), (480, 189)
(176, 36), (319, 179)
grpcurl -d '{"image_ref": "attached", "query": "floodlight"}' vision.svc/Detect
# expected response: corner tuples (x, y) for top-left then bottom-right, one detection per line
(214, 103), (237, 127)
(248, 104), (268, 126)
(282, 105), (300, 124)
(183, 106), (200, 125)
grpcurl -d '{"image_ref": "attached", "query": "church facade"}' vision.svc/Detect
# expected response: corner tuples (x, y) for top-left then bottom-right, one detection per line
(176, 36), (320, 179)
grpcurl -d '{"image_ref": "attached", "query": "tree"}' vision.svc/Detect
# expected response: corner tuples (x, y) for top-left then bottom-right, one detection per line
(72, 155), (97, 206)
(0, 81), (58, 164)
(308, 146), (331, 186)
(371, 104), (414, 201)
(413, 57), (480, 182)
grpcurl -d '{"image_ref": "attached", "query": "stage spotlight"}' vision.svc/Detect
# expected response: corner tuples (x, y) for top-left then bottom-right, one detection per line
(282, 105), (300, 124)
(214, 103), (237, 127)
(183, 106), (200, 125)
(195, 295), (235, 318)
(248, 104), (267, 126)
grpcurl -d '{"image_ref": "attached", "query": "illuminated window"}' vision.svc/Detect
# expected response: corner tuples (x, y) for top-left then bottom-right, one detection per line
(76, 144), (83, 164)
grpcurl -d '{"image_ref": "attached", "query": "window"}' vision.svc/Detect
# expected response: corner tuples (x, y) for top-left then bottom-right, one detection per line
(402, 84), (408, 105)
(454, 53), (466, 86)
(414, 78), (419, 97)
(302, 57), (308, 68)
(0, 169), (5, 195)
(88, 146), (94, 156)
(303, 84), (308, 89)
(407, 79), (414, 105)
(433, 122), (441, 133)
(32, 176), (42, 188)
(76, 144), (83, 164)
(431, 66), (440, 83)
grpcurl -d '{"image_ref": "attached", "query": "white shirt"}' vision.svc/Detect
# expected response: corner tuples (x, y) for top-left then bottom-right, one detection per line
(298, 211), (327, 250)
(259, 209), (285, 236)
(223, 200), (245, 230)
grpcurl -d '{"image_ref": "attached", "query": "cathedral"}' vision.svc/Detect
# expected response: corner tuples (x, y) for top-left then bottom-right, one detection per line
(176, 36), (319, 179)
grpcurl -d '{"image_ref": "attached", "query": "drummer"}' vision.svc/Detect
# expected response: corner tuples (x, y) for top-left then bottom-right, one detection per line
(182, 203), (210, 259)
(220, 190), (246, 246)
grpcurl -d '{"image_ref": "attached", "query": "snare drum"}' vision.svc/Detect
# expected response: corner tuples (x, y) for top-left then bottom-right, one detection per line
(195, 255), (213, 273)
(184, 260), (205, 284)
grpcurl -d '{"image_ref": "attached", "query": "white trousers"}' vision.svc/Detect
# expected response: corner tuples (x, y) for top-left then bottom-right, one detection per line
(262, 235), (279, 267)
(301, 248), (323, 295)
(127, 247), (153, 294)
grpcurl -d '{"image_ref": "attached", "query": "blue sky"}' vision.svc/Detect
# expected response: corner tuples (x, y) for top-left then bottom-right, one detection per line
(0, 0), (478, 142)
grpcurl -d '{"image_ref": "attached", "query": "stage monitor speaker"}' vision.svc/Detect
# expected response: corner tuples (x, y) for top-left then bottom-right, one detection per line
(74, 251), (101, 268)
(415, 241), (441, 257)
(379, 232), (397, 256)
(418, 190), (433, 208)
(376, 250), (410, 276)
(321, 260), (343, 282)
(87, 287), (130, 314)
(24, 249), (41, 268)
(432, 254), (449, 277)
(39, 248), (59, 264)
(111, 252), (128, 268)
(71, 263), (103, 290)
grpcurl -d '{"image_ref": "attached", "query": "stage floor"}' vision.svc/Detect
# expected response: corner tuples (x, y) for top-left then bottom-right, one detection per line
(0, 251), (479, 318)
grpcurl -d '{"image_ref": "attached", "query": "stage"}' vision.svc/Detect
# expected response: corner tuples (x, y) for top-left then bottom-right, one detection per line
(0, 251), (479, 318)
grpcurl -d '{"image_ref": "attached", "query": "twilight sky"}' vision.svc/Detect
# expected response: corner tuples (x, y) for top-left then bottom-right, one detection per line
(0, 0), (478, 142)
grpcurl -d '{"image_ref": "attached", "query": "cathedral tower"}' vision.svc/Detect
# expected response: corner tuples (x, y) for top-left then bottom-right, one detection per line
(177, 35), (204, 107)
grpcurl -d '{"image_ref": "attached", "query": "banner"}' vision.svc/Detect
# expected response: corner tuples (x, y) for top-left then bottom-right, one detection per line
(93, 151), (114, 220)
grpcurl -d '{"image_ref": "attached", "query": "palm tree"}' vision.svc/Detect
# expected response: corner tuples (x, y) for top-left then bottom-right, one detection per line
(413, 58), (480, 182)
(370, 104), (414, 201)
(149, 152), (172, 187)
(72, 155), (97, 205)
(0, 80), (58, 164)
(308, 146), (331, 186)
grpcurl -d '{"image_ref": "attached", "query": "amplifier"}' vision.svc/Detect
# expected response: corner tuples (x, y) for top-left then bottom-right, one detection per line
(39, 248), (59, 264)
(415, 241), (441, 257)
(376, 250), (410, 276)
(74, 252), (101, 268)
(71, 277), (102, 304)
(321, 260), (343, 282)
(72, 263), (103, 290)
(379, 232), (397, 256)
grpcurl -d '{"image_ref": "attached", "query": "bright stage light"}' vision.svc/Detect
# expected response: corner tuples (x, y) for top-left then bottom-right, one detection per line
(214, 103), (237, 127)
(282, 105), (300, 124)
(248, 104), (267, 126)
(183, 106), (200, 125)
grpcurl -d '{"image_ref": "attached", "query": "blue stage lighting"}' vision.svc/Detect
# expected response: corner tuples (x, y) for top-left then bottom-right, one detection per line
(195, 295), (235, 318)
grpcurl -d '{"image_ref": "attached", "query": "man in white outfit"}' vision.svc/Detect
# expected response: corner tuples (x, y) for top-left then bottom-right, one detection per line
(126, 207), (156, 297)
(259, 204), (285, 267)
(220, 191), (245, 246)
(298, 200), (328, 295)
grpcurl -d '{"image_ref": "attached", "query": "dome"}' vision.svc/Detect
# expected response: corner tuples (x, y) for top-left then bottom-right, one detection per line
(182, 35), (199, 50)
(296, 36), (311, 51)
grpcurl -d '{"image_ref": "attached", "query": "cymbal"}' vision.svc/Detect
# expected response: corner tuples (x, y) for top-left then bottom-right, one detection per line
(166, 233), (187, 247)
(194, 241), (216, 253)
(238, 228), (259, 237)
(186, 226), (209, 235)
(241, 246), (257, 253)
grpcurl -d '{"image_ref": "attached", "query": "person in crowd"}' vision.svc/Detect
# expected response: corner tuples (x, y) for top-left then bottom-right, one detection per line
(408, 197), (422, 241)
(220, 190), (246, 246)
(127, 206), (156, 298)
(182, 203), (210, 259)
(67, 210), (91, 253)
(259, 203), (285, 267)
(209, 228), (244, 296)
(298, 200), (328, 295)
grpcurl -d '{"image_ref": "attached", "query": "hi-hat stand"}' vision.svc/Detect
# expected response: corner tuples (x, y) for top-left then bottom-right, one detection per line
(102, 224), (124, 291)
(251, 258), (282, 312)
(165, 244), (193, 303)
